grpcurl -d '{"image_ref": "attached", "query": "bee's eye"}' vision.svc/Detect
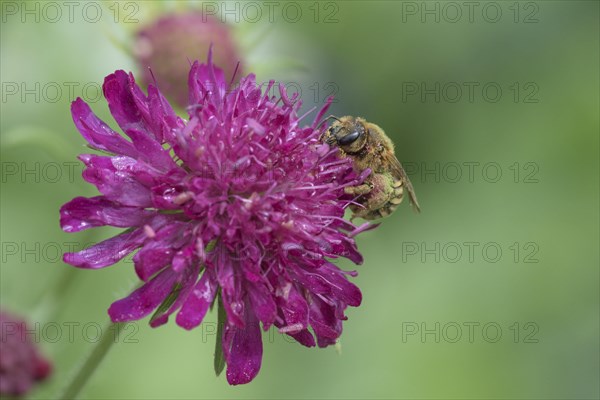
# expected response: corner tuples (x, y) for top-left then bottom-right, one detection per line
(338, 131), (361, 145)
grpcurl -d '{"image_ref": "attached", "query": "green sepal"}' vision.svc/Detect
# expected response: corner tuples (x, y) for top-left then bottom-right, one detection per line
(205, 239), (218, 252)
(149, 281), (182, 325)
(213, 293), (227, 377)
(206, 239), (218, 313)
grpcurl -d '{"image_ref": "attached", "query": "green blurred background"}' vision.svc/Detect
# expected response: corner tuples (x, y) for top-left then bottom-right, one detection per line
(1, 1), (598, 399)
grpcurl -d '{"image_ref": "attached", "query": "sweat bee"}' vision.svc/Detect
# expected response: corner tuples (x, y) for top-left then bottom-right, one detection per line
(321, 116), (420, 220)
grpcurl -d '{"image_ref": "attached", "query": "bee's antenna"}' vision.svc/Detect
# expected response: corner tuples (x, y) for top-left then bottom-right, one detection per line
(317, 114), (341, 130)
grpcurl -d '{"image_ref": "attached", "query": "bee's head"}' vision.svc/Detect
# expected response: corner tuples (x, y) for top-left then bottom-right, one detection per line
(323, 116), (368, 154)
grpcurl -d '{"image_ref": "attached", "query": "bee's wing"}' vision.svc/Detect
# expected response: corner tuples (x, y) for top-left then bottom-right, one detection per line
(388, 155), (421, 213)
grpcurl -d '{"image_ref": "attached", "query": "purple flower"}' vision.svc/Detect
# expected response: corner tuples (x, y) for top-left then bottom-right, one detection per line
(0, 310), (52, 397)
(60, 52), (374, 385)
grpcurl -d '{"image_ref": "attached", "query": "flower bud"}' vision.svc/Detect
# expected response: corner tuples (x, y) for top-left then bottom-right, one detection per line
(134, 12), (242, 108)
(0, 310), (52, 397)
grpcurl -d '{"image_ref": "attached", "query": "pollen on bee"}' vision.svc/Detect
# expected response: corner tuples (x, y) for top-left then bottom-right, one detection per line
(390, 197), (403, 205)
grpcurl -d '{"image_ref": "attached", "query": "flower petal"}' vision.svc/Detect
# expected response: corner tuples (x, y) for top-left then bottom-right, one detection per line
(188, 57), (226, 108)
(63, 227), (146, 269)
(133, 222), (188, 281)
(308, 295), (342, 347)
(176, 271), (217, 330)
(103, 71), (150, 136)
(108, 268), (178, 322)
(295, 262), (362, 307)
(247, 282), (277, 330)
(223, 302), (263, 385)
(79, 154), (153, 207)
(60, 196), (153, 232)
(63, 215), (169, 269)
(214, 247), (245, 327)
(277, 283), (309, 332)
(125, 128), (177, 172)
(147, 85), (184, 143)
(103, 70), (186, 145)
(149, 262), (199, 328)
(285, 328), (315, 348)
(71, 98), (137, 157)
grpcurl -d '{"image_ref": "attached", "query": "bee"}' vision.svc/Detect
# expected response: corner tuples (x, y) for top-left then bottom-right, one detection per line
(321, 116), (420, 220)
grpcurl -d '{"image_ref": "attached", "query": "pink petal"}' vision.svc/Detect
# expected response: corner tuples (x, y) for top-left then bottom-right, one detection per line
(108, 268), (178, 322)
(79, 154), (153, 207)
(176, 271), (217, 330)
(63, 227), (146, 269)
(60, 196), (153, 232)
(71, 98), (137, 157)
(223, 303), (263, 385)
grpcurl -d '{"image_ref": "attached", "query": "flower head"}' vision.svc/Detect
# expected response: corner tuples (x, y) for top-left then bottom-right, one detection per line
(0, 310), (52, 397)
(60, 51), (373, 384)
(134, 12), (242, 108)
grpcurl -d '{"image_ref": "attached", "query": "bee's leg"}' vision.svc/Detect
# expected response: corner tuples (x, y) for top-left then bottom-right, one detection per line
(350, 205), (373, 222)
(344, 183), (372, 196)
(378, 202), (401, 219)
(347, 185), (372, 222)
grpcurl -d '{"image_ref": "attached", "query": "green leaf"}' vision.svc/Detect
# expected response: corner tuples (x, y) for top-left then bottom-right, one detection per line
(149, 282), (182, 325)
(213, 293), (226, 377)
(205, 239), (218, 252)
(207, 239), (219, 312)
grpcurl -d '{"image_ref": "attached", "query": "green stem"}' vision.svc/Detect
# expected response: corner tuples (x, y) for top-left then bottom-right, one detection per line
(33, 230), (98, 323)
(55, 321), (125, 400)
(32, 268), (79, 323)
